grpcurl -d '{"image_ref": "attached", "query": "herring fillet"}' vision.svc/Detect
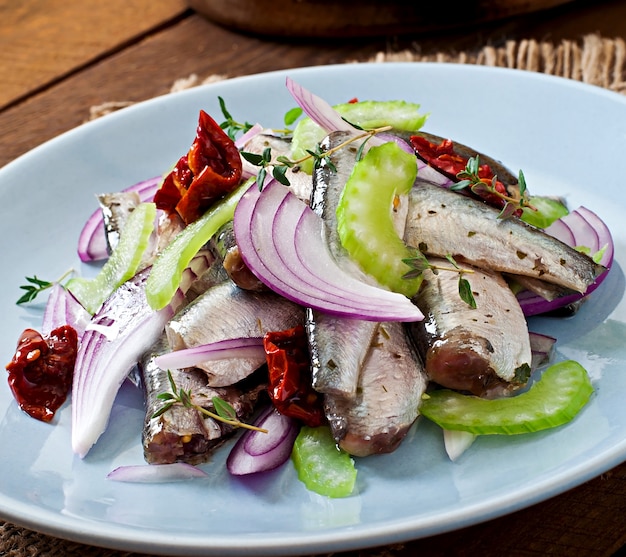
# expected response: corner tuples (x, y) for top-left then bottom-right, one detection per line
(166, 280), (304, 387)
(407, 257), (532, 397)
(305, 132), (378, 398)
(324, 322), (427, 457)
(141, 337), (264, 465)
(405, 182), (604, 293)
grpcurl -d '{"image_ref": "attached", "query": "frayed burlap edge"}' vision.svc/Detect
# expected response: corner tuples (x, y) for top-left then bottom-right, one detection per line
(88, 33), (626, 120)
(368, 33), (626, 94)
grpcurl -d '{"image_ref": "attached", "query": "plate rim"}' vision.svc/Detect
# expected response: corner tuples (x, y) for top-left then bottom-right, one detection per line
(1, 61), (625, 556)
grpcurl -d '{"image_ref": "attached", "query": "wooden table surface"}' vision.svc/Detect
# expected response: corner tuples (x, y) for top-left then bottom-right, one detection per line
(2, 1), (626, 556)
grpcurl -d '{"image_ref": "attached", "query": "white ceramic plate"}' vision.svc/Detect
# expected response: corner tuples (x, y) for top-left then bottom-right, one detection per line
(0, 63), (625, 556)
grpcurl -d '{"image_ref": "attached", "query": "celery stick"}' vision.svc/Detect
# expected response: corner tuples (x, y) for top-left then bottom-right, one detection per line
(291, 100), (428, 174)
(420, 360), (594, 435)
(145, 179), (251, 311)
(68, 202), (156, 314)
(336, 141), (421, 297)
(291, 425), (357, 498)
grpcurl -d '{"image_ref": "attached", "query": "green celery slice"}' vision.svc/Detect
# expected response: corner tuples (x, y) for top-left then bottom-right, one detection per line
(145, 179), (251, 311)
(67, 202), (157, 314)
(521, 196), (569, 229)
(291, 100), (428, 174)
(336, 141), (421, 297)
(420, 360), (594, 435)
(291, 425), (357, 498)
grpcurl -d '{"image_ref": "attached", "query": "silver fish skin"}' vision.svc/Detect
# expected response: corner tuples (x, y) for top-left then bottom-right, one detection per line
(166, 280), (304, 386)
(306, 132), (377, 398)
(324, 322), (427, 457)
(406, 257), (532, 397)
(141, 337), (265, 465)
(98, 191), (141, 254)
(206, 220), (266, 291)
(405, 182), (605, 294)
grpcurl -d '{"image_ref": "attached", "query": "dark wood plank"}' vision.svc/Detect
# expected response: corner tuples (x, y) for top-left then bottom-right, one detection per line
(0, 0), (188, 109)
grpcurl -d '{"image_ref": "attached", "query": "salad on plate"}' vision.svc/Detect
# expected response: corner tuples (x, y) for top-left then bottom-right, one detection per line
(5, 76), (613, 498)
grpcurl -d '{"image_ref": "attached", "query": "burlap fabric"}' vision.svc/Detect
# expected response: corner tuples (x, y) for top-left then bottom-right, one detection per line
(3, 32), (625, 557)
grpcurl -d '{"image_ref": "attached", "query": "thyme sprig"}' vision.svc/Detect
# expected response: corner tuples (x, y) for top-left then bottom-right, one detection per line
(452, 156), (534, 219)
(403, 253), (477, 308)
(241, 125), (392, 190)
(218, 96), (254, 141)
(152, 370), (268, 433)
(17, 269), (74, 305)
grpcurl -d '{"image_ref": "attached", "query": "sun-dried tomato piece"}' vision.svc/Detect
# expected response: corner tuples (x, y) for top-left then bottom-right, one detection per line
(264, 326), (324, 427)
(410, 135), (512, 211)
(6, 325), (78, 422)
(154, 110), (242, 224)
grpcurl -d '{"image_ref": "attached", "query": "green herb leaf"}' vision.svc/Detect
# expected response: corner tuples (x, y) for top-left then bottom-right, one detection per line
(284, 107), (303, 126)
(240, 151), (264, 166)
(151, 401), (174, 419)
(257, 167), (267, 190)
(272, 165), (291, 186)
(212, 397), (238, 421)
(458, 277), (477, 308)
(17, 274), (62, 305)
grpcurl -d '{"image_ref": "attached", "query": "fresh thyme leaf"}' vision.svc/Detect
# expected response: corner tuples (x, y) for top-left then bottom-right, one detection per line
(16, 272), (71, 305)
(355, 138), (369, 162)
(458, 277), (477, 308)
(179, 388), (193, 408)
(257, 167), (267, 190)
(151, 401), (175, 419)
(156, 392), (175, 401)
(450, 180), (471, 191)
(218, 96), (233, 121)
(154, 371), (268, 433)
(470, 182), (491, 197)
(518, 169), (527, 196)
(341, 117), (363, 130)
(217, 96), (253, 140)
(284, 107), (303, 126)
(445, 254), (460, 269)
(166, 369), (177, 394)
(272, 165), (290, 186)
(240, 151), (264, 166)
(261, 147), (272, 164)
(498, 202), (518, 220)
(275, 155), (296, 168)
(402, 252), (432, 279)
(323, 156), (337, 173)
(212, 397), (238, 421)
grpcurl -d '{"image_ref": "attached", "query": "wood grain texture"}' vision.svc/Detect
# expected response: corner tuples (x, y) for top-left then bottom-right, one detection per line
(0, 0), (188, 109)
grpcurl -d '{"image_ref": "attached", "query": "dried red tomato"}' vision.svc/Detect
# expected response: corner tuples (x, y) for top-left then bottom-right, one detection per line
(264, 326), (324, 427)
(6, 325), (78, 422)
(154, 110), (242, 224)
(410, 135), (511, 211)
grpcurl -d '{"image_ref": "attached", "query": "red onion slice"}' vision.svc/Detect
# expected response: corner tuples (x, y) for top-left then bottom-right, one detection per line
(107, 463), (208, 483)
(154, 337), (265, 370)
(71, 253), (211, 458)
(233, 180), (423, 322)
(529, 331), (556, 370)
(77, 176), (162, 262)
(234, 123), (264, 149)
(227, 405), (299, 475)
(42, 283), (91, 338)
(519, 206), (613, 316)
